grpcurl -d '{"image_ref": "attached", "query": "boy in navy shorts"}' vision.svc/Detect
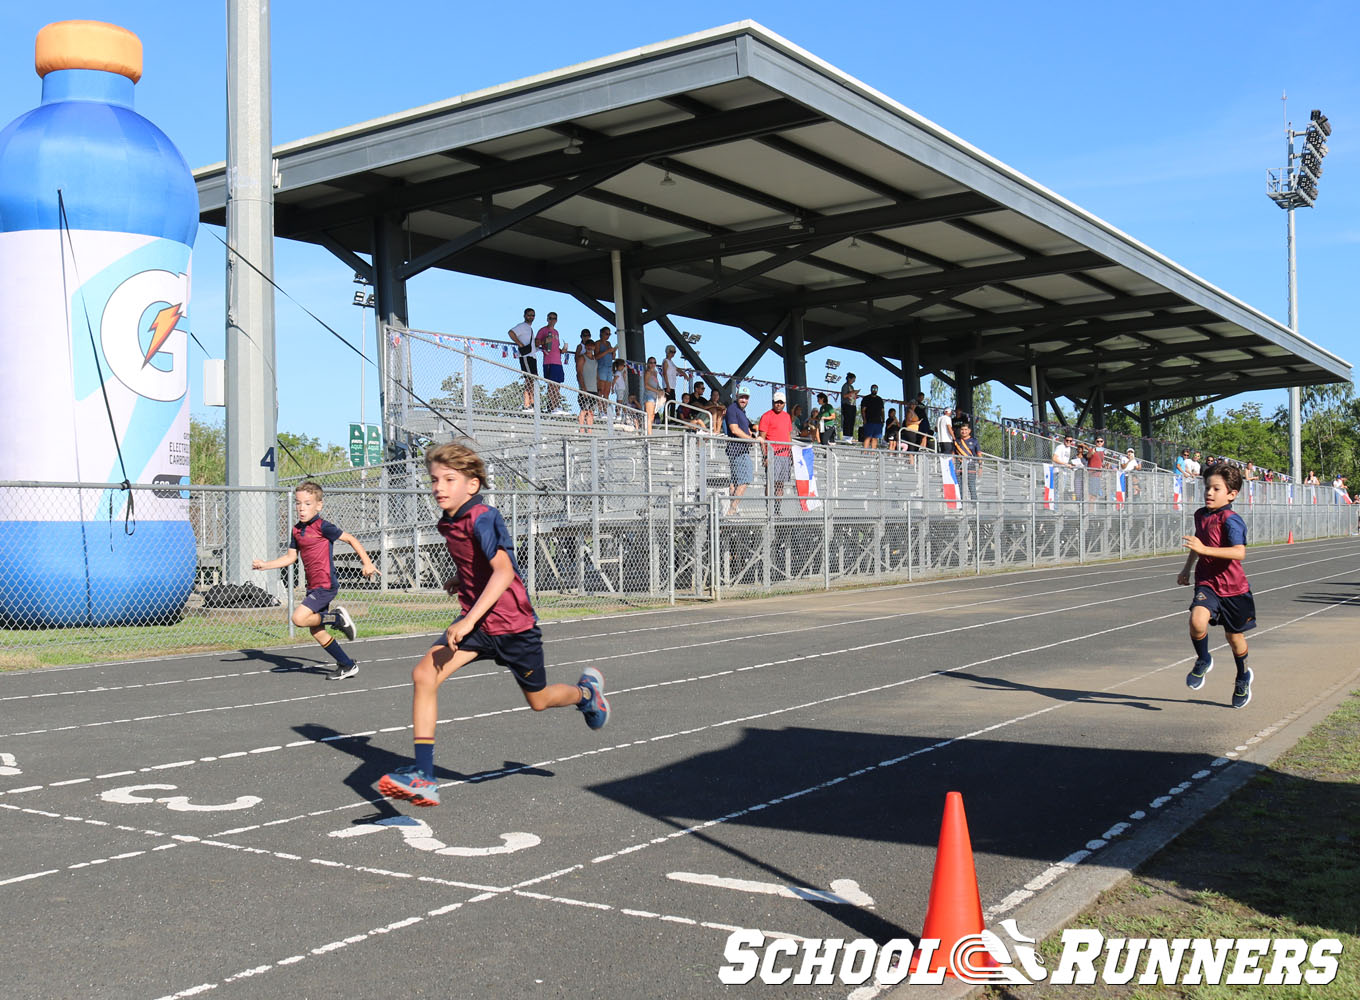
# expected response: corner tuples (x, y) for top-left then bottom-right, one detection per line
(252, 482), (379, 680)
(378, 442), (609, 807)
(1178, 462), (1255, 708)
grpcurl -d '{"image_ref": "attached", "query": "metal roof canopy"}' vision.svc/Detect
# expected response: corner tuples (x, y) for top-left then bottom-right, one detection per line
(195, 20), (1351, 429)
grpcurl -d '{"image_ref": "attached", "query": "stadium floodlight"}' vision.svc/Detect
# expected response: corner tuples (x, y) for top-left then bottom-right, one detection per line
(1310, 108), (1331, 136)
(825, 373), (841, 384)
(825, 359), (840, 369)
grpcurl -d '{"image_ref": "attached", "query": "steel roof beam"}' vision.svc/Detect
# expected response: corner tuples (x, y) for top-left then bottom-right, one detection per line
(278, 99), (822, 237)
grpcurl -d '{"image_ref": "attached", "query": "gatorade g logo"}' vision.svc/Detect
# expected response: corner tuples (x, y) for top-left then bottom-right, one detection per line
(101, 268), (189, 402)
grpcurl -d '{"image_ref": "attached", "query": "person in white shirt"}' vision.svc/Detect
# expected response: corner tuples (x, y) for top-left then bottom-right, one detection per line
(507, 307), (537, 410)
(660, 345), (681, 403)
(1121, 447), (1141, 498)
(936, 407), (955, 453)
(1052, 433), (1074, 500)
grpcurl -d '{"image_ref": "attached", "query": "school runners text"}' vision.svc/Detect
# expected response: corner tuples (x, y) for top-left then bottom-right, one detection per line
(718, 923), (1342, 986)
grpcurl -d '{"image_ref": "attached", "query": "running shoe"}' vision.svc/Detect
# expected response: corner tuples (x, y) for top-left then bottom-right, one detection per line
(577, 667), (610, 730)
(377, 765), (440, 807)
(328, 661), (359, 682)
(1231, 668), (1253, 710)
(333, 605), (357, 641)
(1186, 654), (1213, 691)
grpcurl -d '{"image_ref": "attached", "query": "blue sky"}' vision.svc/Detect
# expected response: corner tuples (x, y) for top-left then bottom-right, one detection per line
(2, 1), (1355, 446)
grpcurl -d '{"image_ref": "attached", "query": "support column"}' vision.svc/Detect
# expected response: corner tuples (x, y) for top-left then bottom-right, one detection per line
(373, 213), (410, 456)
(901, 330), (921, 404)
(224, 0), (276, 585)
(955, 359), (974, 421)
(1029, 362), (1042, 424)
(783, 310), (809, 416)
(1139, 399), (1153, 462)
(623, 266), (646, 401)
(1091, 389), (1105, 432)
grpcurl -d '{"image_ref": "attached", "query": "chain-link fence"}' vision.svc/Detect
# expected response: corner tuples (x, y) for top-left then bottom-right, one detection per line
(2, 455), (1352, 665)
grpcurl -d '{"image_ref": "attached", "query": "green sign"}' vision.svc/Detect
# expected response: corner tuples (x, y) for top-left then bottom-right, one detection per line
(348, 423), (366, 467)
(366, 424), (383, 466)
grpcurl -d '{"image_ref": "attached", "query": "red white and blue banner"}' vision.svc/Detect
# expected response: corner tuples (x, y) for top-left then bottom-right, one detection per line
(1287, 483), (1294, 506)
(1337, 487), (1354, 505)
(1115, 471), (1127, 509)
(1172, 473), (1183, 511)
(793, 445), (821, 512)
(1042, 463), (1056, 510)
(1247, 481), (1256, 505)
(940, 456), (960, 510)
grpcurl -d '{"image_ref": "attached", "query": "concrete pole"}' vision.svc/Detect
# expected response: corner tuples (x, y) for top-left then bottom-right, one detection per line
(373, 213), (410, 456)
(224, 0), (277, 584)
(902, 332), (921, 403)
(1029, 364), (1042, 424)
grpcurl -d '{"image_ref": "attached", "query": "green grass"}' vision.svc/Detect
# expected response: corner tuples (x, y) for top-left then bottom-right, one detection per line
(986, 692), (1360, 999)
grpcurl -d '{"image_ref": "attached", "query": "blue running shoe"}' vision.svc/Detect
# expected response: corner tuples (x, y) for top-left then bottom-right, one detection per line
(333, 605), (357, 641)
(1231, 668), (1253, 709)
(577, 668), (610, 730)
(1186, 654), (1213, 691)
(377, 765), (440, 807)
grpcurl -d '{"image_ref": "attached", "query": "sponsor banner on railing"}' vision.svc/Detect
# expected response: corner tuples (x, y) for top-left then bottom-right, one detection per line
(1042, 464), (1055, 510)
(793, 445), (821, 512)
(940, 456), (960, 510)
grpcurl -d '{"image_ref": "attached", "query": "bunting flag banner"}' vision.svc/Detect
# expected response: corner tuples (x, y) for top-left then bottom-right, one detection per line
(1172, 473), (1183, 511)
(1042, 463), (1055, 510)
(793, 445), (822, 511)
(1115, 470), (1127, 509)
(940, 456), (960, 510)
(1337, 487), (1354, 505)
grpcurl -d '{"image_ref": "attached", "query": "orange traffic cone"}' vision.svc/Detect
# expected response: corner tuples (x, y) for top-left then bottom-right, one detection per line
(911, 791), (996, 978)
(1287, 530), (1294, 544)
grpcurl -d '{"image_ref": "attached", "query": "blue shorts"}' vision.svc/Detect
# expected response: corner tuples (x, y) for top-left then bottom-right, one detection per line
(645, 391), (661, 405)
(864, 422), (885, 439)
(438, 622), (546, 691)
(302, 587), (338, 613)
(1190, 587), (1256, 634)
(729, 451), (753, 486)
(545, 363), (564, 384)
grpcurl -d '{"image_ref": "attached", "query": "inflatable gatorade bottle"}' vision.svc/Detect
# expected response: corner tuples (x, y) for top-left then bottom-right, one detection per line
(0, 21), (198, 627)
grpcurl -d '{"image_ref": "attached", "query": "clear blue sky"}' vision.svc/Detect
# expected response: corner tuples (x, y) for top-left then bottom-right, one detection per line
(2, 1), (1355, 447)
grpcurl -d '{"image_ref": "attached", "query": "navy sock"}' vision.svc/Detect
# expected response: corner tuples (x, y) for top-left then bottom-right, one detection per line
(318, 609), (339, 627)
(319, 636), (354, 667)
(1233, 652), (1248, 679)
(1191, 634), (1209, 662)
(414, 739), (435, 779)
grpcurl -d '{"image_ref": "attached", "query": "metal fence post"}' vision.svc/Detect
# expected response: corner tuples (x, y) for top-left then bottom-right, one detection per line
(822, 488), (831, 591)
(668, 493), (676, 605)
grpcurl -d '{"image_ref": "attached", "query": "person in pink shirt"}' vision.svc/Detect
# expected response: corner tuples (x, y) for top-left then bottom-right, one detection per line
(757, 389), (794, 498)
(535, 311), (567, 413)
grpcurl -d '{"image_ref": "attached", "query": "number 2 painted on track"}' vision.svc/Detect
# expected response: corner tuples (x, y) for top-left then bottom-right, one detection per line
(330, 816), (540, 856)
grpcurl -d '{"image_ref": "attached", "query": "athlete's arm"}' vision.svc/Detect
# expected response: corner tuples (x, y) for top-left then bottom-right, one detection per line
(252, 549), (298, 571)
(448, 549), (516, 642)
(338, 531), (380, 578)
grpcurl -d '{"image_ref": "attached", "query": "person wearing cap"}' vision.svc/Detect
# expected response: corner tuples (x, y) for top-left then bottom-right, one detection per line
(575, 329), (596, 432)
(723, 389), (755, 515)
(1087, 435), (1107, 500)
(860, 384), (885, 449)
(840, 374), (859, 444)
(1053, 432), (1075, 501)
(1121, 446), (1141, 498)
(758, 390), (794, 500)
(661, 345), (681, 403)
(936, 406), (956, 454)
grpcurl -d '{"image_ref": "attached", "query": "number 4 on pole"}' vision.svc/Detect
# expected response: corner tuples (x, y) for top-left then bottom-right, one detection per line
(260, 446), (275, 471)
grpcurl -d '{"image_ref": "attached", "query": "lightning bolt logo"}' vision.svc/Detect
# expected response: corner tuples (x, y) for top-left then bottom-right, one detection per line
(142, 303), (183, 369)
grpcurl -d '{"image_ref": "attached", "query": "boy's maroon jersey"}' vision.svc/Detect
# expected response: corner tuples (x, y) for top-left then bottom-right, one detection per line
(290, 516), (343, 589)
(1193, 505), (1249, 597)
(437, 496), (537, 634)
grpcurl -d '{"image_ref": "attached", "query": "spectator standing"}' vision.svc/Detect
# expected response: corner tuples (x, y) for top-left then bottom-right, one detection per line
(1087, 435), (1106, 499)
(936, 407), (956, 454)
(860, 384), (885, 449)
(953, 423), (982, 500)
(840, 374), (859, 444)
(884, 408), (901, 450)
(901, 404), (923, 456)
(575, 329), (595, 431)
(914, 394), (935, 451)
(724, 389), (755, 515)
(1305, 470), (1319, 485)
(1121, 447), (1140, 497)
(643, 356), (664, 434)
(816, 393), (837, 444)
(758, 390), (794, 500)
(661, 345), (681, 402)
(593, 328), (616, 401)
(536, 312), (567, 414)
(1053, 433), (1074, 500)
(508, 307), (537, 411)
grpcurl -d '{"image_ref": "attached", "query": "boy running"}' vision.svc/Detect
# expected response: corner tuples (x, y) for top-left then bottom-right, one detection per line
(252, 482), (379, 680)
(377, 443), (610, 807)
(1178, 462), (1255, 708)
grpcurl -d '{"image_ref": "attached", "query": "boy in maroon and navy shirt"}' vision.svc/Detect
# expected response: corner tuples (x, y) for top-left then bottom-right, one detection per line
(378, 442), (609, 808)
(252, 482), (379, 680)
(1178, 462), (1255, 709)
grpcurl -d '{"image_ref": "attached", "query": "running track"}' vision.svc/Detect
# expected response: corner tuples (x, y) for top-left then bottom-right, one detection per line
(2, 538), (1357, 1000)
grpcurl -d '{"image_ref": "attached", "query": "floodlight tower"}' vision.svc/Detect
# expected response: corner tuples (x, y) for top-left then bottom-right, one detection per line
(1267, 100), (1331, 483)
